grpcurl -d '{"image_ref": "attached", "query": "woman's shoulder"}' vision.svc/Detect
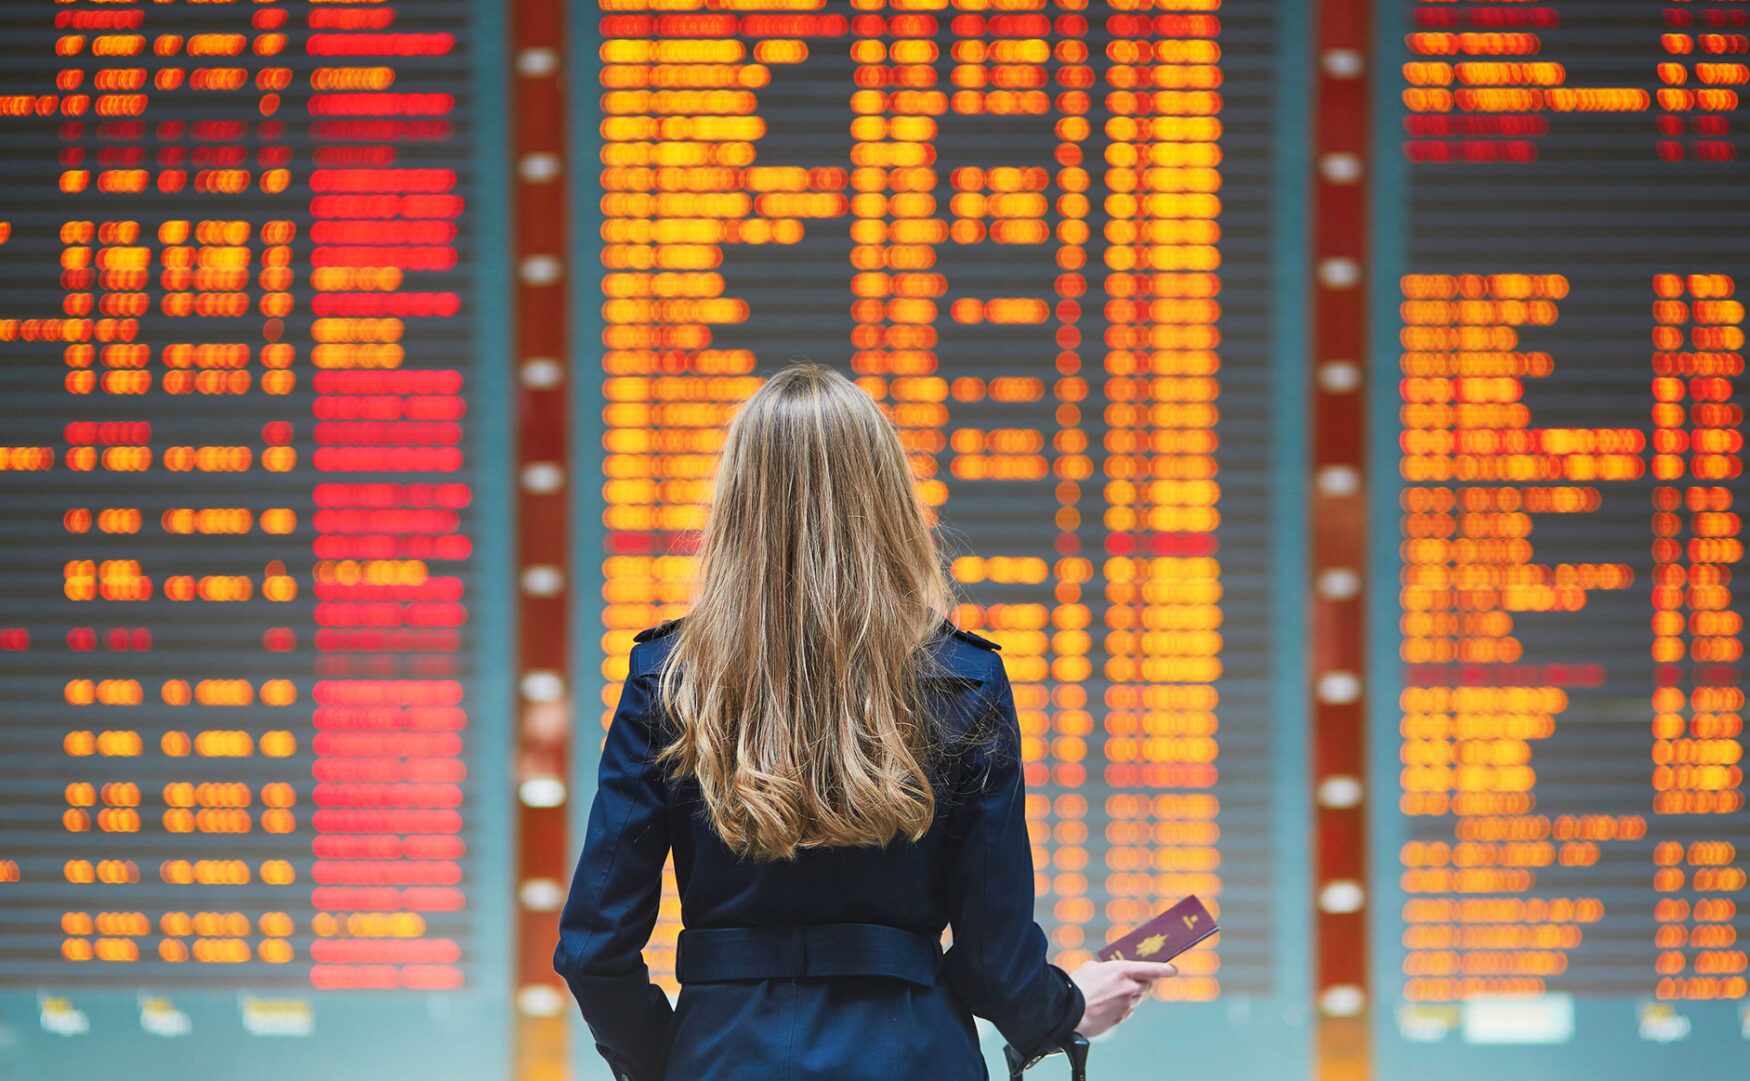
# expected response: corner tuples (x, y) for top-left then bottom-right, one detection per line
(633, 616), (685, 645)
(627, 616), (685, 676)
(919, 619), (1011, 756)
(935, 618), (1001, 654)
(922, 617), (1004, 681)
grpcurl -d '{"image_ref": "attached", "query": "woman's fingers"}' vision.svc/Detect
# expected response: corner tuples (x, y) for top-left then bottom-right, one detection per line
(1118, 988), (1145, 1022)
(1117, 960), (1178, 983)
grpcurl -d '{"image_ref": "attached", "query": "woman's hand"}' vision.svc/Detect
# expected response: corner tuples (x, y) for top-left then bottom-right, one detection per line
(1068, 959), (1178, 1038)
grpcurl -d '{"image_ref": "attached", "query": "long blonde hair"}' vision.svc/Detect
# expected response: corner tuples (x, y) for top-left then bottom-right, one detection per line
(653, 363), (954, 861)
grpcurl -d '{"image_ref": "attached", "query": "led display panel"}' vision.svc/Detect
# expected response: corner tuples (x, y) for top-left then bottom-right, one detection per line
(0, 1), (510, 1077)
(1372, 0), (1750, 1075)
(577, 1), (1310, 1076)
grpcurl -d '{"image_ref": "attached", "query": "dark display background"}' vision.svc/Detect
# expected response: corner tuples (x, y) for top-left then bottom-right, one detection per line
(0, 1), (512, 1077)
(1372, 0), (1750, 1076)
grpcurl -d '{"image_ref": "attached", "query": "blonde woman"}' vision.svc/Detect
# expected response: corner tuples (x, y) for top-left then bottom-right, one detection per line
(554, 364), (1175, 1081)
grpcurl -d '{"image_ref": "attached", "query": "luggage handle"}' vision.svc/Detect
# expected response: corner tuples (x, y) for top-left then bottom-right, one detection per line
(1003, 1032), (1089, 1081)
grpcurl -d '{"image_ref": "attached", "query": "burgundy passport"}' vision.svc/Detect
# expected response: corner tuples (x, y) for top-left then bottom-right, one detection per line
(1096, 895), (1219, 963)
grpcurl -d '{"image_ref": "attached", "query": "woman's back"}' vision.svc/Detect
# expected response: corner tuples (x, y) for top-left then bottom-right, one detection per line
(664, 618), (993, 935)
(555, 616), (1084, 1081)
(553, 365), (1165, 1080)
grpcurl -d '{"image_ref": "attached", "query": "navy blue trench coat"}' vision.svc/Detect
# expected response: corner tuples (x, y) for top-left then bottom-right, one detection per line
(554, 618), (1085, 1081)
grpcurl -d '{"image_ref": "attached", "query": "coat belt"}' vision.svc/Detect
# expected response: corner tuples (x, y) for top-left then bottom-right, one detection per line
(675, 923), (943, 988)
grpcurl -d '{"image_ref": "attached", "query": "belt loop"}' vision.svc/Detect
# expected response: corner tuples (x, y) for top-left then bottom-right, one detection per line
(788, 925), (806, 978)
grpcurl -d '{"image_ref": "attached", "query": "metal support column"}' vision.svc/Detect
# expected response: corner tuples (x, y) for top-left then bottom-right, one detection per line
(508, 1), (575, 1077)
(1309, 0), (1374, 1078)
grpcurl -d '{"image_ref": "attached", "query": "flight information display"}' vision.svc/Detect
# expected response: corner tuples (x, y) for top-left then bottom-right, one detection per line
(1373, 0), (1750, 1075)
(579, 0), (1310, 1076)
(0, 0), (509, 1076)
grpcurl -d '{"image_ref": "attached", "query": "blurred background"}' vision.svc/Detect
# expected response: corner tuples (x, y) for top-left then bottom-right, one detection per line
(0, 0), (1746, 1078)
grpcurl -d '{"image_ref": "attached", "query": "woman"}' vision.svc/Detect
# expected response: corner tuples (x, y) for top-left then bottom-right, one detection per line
(554, 364), (1175, 1081)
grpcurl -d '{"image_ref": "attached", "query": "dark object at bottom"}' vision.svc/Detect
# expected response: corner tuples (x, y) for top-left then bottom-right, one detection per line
(1004, 1032), (1090, 1080)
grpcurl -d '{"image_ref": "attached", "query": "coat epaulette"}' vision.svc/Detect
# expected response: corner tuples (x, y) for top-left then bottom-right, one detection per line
(945, 623), (1001, 651)
(633, 617), (684, 643)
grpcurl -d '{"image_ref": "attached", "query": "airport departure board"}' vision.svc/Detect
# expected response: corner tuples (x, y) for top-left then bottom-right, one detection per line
(1372, 0), (1750, 1075)
(578, 1), (1311, 1077)
(0, 1), (511, 1077)
(20, 0), (1750, 1077)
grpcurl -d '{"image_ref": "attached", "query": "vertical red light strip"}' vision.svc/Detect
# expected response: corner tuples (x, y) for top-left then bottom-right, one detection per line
(1311, 0), (1372, 1076)
(508, 0), (573, 1077)
(306, 7), (471, 994)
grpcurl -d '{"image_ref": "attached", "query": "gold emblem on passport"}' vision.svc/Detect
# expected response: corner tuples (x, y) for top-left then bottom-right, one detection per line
(1097, 895), (1220, 965)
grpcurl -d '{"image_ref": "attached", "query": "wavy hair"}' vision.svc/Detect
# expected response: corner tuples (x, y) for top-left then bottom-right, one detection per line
(653, 363), (954, 861)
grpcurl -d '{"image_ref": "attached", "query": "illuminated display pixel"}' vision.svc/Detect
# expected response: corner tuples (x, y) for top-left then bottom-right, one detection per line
(0, 0), (506, 1054)
(585, 0), (1299, 1046)
(1376, 0), (1750, 1072)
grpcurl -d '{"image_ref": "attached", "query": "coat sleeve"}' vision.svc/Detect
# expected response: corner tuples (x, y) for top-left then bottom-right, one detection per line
(553, 657), (674, 1081)
(939, 652), (1086, 1062)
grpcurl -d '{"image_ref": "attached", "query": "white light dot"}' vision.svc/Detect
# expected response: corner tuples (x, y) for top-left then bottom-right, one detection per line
(519, 152), (562, 183)
(1317, 775), (1365, 808)
(521, 462), (564, 493)
(1318, 361), (1361, 393)
(521, 358), (563, 389)
(1317, 567), (1362, 600)
(516, 48), (559, 78)
(521, 565), (565, 596)
(1318, 257), (1362, 289)
(1319, 880), (1366, 914)
(517, 984), (565, 1017)
(521, 670), (565, 703)
(1322, 49), (1365, 79)
(1316, 465), (1360, 498)
(520, 254), (562, 285)
(520, 878), (565, 911)
(1319, 985), (1366, 1017)
(1319, 152), (1363, 184)
(519, 777), (567, 808)
(1317, 671), (1362, 705)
